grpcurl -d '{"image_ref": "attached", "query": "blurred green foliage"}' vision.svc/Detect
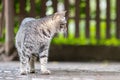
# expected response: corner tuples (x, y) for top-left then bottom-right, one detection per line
(0, 0), (120, 46)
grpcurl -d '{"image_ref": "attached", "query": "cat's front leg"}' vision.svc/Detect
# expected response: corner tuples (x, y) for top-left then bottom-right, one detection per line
(40, 57), (51, 75)
(39, 50), (51, 75)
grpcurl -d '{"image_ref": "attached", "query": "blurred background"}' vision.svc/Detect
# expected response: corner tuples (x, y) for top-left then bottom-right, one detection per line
(0, 0), (120, 61)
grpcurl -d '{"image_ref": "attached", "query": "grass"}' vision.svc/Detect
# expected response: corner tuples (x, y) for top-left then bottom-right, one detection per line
(51, 34), (120, 46)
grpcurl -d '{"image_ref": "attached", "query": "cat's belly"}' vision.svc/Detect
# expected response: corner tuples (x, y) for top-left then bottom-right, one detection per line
(23, 41), (49, 55)
(23, 43), (40, 54)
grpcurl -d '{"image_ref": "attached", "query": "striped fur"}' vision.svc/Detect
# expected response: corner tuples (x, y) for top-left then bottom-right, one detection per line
(15, 11), (67, 75)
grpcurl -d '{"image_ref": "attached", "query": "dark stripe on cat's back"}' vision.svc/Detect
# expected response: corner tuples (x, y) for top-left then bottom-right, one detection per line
(47, 29), (51, 35)
(42, 29), (50, 38)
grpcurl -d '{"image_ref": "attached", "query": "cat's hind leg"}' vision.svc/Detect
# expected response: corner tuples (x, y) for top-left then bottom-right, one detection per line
(29, 55), (36, 73)
(19, 53), (30, 75)
(19, 51), (30, 75)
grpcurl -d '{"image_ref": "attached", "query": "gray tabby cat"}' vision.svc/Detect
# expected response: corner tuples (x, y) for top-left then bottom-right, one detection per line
(15, 11), (67, 75)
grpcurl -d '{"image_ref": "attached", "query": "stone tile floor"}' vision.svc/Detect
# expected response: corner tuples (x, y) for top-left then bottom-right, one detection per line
(0, 62), (120, 80)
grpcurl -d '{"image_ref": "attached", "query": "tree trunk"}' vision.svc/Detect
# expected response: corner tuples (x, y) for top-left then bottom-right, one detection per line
(19, 0), (26, 23)
(0, 0), (4, 37)
(40, 0), (47, 17)
(30, 0), (36, 17)
(4, 0), (14, 55)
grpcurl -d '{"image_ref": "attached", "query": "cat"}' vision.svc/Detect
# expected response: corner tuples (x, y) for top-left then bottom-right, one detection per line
(15, 11), (67, 75)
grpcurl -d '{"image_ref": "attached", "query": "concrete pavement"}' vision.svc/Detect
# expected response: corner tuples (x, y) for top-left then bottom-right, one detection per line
(0, 62), (120, 80)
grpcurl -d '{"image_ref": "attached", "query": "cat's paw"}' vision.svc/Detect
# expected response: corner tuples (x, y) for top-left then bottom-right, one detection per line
(20, 71), (27, 75)
(30, 69), (35, 73)
(41, 70), (51, 75)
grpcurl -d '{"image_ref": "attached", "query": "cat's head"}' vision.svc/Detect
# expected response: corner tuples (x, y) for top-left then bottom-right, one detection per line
(52, 11), (67, 36)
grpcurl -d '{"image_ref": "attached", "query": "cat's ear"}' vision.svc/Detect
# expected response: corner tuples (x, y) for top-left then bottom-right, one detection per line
(53, 11), (66, 20)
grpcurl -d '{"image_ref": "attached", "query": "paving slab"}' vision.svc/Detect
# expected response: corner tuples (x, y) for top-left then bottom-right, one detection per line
(0, 62), (120, 80)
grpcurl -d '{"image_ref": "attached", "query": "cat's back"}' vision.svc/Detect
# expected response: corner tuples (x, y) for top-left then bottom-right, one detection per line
(21, 18), (35, 25)
(16, 18), (36, 37)
(15, 18), (36, 48)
